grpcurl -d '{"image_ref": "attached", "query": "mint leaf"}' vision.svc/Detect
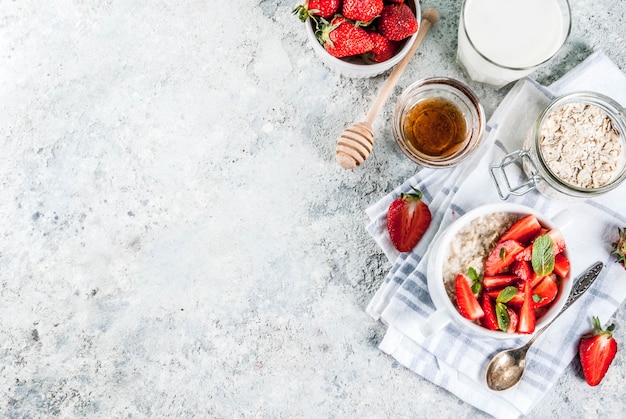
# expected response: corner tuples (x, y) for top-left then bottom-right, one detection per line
(496, 286), (518, 303)
(532, 235), (555, 276)
(467, 267), (482, 294)
(499, 247), (507, 261)
(495, 302), (510, 332)
(532, 293), (542, 303)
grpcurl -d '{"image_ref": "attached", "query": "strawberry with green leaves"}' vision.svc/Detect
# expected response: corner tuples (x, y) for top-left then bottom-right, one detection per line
(342, 0), (383, 23)
(386, 187), (432, 252)
(319, 17), (375, 58)
(579, 316), (618, 386)
(378, 3), (418, 41)
(293, 0), (341, 21)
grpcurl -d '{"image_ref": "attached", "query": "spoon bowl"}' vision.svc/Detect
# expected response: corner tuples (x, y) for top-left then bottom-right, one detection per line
(485, 261), (604, 391)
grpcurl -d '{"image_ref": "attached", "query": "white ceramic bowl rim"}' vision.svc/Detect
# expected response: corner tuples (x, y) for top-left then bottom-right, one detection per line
(426, 203), (572, 340)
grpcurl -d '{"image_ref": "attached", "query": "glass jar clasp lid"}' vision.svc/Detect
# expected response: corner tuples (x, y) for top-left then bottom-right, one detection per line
(489, 150), (541, 200)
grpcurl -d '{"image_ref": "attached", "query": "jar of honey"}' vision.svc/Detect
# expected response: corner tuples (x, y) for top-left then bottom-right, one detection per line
(393, 77), (485, 167)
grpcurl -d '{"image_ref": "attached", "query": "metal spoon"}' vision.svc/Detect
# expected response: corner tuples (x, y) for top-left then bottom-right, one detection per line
(485, 261), (604, 391)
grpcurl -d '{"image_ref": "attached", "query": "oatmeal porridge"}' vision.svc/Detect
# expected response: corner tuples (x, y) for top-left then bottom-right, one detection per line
(443, 212), (518, 302)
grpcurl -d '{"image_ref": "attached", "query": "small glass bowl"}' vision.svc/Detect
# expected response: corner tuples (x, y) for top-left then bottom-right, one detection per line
(304, 0), (421, 78)
(392, 77), (486, 167)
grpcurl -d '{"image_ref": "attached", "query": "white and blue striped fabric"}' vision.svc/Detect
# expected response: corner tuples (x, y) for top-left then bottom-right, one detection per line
(366, 51), (626, 419)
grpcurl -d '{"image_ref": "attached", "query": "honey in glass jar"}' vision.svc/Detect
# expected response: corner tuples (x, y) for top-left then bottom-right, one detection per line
(403, 97), (467, 158)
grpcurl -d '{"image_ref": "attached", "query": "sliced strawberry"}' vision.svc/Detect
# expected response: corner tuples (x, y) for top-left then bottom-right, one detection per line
(487, 286), (524, 307)
(386, 188), (432, 252)
(455, 273), (484, 321)
(506, 307), (519, 334)
(516, 229), (567, 262)
(554, 253), (571, 278)
(479, 293), (499, 330)
(483, 274), (517, 290)
(498, 214), (542, 245)
(512, 259), (536, 283)
(484, 239), (525, 276)
(518, 279), (536, 334)
(532, 274), (558, 308)
(579, 316), (618, 386)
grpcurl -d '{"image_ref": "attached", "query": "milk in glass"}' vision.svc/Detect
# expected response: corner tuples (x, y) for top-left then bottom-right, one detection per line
(457, 0), (569, 88)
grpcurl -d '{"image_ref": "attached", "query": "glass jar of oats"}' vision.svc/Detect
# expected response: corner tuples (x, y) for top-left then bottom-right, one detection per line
(491, 92), (626, 200)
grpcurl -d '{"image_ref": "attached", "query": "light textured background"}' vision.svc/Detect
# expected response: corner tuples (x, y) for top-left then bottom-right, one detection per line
(1, 1), (625, 417)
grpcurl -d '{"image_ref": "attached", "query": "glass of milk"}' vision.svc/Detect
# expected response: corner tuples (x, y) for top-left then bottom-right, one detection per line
(457, 0), (571, 88)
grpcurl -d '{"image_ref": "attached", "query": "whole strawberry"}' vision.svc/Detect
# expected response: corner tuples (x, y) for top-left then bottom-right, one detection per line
(342, 0), (383, 23)
(363, 31), (399, 63)
(386, 187), (432, 252)
(293, 0), (341, 21)
(579, 316), (618, 386)
(319, 17), (375, 58)
(378, 3), (418, 41)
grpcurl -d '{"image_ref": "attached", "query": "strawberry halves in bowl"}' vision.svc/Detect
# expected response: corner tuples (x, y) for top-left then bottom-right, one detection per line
(421, 203), (573, 340)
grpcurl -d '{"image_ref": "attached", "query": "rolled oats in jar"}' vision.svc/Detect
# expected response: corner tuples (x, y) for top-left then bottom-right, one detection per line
(491, 92), (626, 200)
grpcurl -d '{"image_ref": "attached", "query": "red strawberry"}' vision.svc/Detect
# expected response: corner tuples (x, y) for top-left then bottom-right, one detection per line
(532, 274), (558, 308)
(512, 259), (535, 283)
(378, 3), (418, 41)
(518, 279), (536, 334)
(363, 31), (399, 63)
(319, 17), (375, 58)
(554, 253), (570, 278)
(455, 273), (484, 321)
(506, 307), (519, 333)
(487, 285), (524, 307)
(480, 293), (499, 330)
(483, 274), (517, 291)
(484, 239), (525, 276)
(516, 229), (567, 262)
(386, 188), (432, 252)
(342, 0), (383, 23)
(293, 0), (341, 21)
(579, 316), (617, 386)
(498, 214), (542, 245)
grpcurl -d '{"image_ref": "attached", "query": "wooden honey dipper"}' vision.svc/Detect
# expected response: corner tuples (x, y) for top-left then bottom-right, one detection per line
(335, 7), (440, 169)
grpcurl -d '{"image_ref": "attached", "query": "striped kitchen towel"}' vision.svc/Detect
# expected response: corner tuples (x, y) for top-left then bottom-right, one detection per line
(365, 50), (626, 419)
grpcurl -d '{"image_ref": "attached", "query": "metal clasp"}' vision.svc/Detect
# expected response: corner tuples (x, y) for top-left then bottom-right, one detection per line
(490, 150), (541, 200)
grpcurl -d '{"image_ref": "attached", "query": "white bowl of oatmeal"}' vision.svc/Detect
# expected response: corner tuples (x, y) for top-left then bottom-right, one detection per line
(422, 203), (572, 339)
(491, 91), (626, 200)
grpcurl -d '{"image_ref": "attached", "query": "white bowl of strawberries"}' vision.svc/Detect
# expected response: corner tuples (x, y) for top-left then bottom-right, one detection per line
(422, 203), (573, 340)
(294, 0), (421, 78)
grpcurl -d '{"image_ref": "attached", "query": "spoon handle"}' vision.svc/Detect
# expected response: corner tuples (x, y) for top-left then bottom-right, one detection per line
(525, 261), (604, 348)
(364, 8), (439, 124)
(564, 261), (604, 307)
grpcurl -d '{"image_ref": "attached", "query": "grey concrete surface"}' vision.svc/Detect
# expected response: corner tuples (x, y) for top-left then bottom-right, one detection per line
(1, 1), (625, 417)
